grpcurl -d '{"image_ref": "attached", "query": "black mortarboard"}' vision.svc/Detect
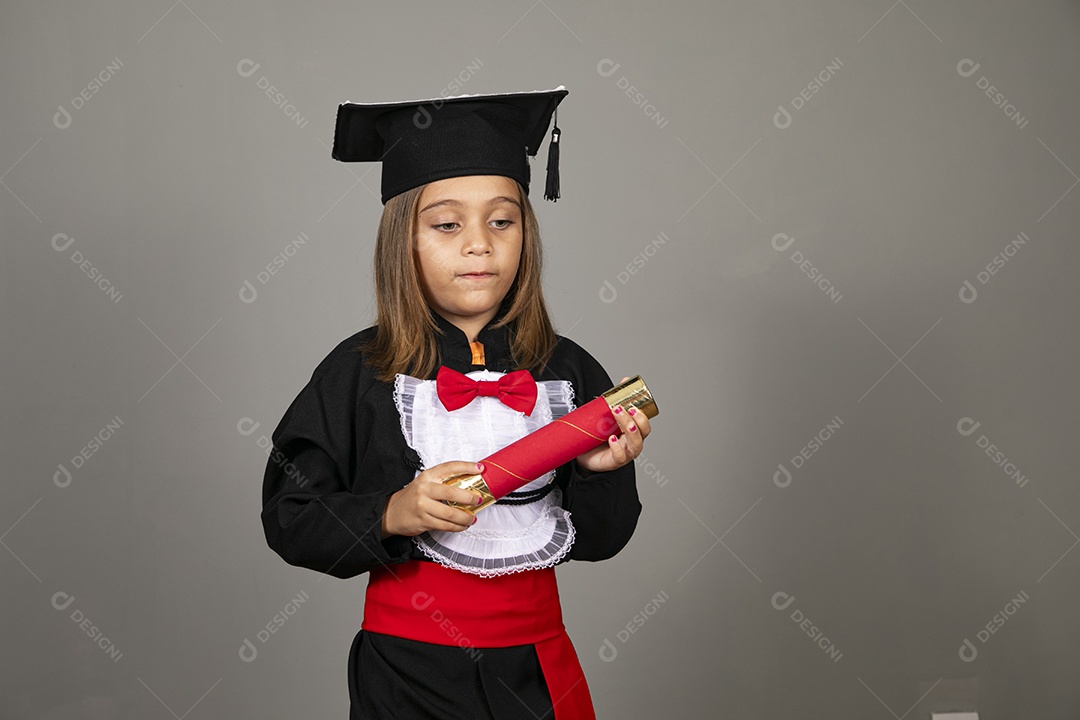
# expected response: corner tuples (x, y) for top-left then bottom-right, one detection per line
(332, 86), (568, 204)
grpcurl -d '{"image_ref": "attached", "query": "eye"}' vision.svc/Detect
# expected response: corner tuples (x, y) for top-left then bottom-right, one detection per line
(433, 222), (459, 232)
(491, 219), (515, 229)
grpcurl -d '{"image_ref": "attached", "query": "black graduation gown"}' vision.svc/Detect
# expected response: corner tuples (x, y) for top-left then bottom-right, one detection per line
(260, 309), (642, 719)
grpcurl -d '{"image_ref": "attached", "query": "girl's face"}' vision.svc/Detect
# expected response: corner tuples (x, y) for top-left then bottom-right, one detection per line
(413, 175), (523, 335)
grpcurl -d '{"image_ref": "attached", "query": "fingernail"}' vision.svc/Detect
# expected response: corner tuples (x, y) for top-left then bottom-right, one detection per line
(628, 424), (636, 432)
(476, 495), (484, 505)
(610, 435), (618, 443)
(472, 516), (478, 524)
(613, 406), (622, 414)
(628, 407), (637, 416)
(477, 462), (485, 473)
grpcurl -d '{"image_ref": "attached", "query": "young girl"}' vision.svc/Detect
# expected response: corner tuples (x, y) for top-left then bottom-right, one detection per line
(261, 87), (653, 719)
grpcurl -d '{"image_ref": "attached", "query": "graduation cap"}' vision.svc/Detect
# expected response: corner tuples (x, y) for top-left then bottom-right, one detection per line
(332, 86), (568, 204)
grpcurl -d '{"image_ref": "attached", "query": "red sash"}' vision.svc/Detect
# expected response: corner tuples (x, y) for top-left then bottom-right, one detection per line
(363, 560), (595, 720)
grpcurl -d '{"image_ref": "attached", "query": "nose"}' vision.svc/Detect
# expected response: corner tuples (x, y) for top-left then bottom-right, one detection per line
(461, 221), (493, 255)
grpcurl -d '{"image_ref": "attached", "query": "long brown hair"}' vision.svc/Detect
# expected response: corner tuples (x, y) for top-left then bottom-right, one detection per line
(356, 179), (558, 383)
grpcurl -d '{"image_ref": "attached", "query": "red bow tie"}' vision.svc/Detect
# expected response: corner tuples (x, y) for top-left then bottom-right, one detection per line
(436, 366), (538, 415)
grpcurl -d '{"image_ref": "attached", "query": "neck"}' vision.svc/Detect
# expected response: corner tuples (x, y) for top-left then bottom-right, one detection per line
(436, 307), (501, 343)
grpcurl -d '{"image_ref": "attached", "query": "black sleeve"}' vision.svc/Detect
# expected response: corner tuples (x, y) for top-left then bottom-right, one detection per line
(260, 347), (414, 579)
(554, 340), (643, 562)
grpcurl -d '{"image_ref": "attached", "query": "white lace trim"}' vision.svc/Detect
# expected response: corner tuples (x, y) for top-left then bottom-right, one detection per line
(392, 369), (579, 576)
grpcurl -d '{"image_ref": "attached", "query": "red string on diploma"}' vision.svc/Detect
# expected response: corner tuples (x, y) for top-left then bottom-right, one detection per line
(478, 396), (621, 498)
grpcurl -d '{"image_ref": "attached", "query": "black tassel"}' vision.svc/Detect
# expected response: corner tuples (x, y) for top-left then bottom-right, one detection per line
(544, 109), (561, 202)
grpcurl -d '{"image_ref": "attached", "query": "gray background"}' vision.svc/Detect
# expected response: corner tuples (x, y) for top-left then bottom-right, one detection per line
(2, 1), (1078, 718)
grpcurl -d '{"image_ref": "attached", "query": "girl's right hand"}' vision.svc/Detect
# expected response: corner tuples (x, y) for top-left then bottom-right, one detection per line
(380, 461), (485, 538)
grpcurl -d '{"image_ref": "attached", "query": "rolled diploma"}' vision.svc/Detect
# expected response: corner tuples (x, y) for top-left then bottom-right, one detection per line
(444, 374), (658, 512)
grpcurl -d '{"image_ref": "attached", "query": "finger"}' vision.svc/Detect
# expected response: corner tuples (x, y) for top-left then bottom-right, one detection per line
(424, 499), (477, 529)
(617, 418), (639, 459)
(626, 406), (650, 441)
(610, 403), (635, 434)
(423, 461), (484, 482)
(607, 431), (628, 465)
(427, 481), (486, 508)
(622, 416), (642, 453)
(604, 408), (635, 459)
(423, 515), (475, 533)
(620, 416), (643, 457)
(607, 406), (642, 456)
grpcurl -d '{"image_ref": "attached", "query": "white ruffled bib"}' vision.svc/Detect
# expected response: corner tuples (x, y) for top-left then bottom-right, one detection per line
(393, 369), (578, 576)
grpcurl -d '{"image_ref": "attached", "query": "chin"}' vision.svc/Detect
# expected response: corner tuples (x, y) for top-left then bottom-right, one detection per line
(449, 300), (499, 315)
(456, 305), (499, 316)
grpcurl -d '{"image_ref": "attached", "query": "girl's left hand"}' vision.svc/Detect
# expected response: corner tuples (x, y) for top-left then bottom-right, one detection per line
(574, 376), (652, 475)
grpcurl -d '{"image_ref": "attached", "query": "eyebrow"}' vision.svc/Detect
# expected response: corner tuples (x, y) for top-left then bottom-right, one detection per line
(419, 195), (521, 215)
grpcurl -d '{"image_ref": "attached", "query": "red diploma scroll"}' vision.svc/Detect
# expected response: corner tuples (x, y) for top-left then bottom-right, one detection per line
(444, 375), (658, 512)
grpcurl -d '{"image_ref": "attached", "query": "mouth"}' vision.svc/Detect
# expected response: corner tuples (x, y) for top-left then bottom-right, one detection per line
(459, 272), (496, 279)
